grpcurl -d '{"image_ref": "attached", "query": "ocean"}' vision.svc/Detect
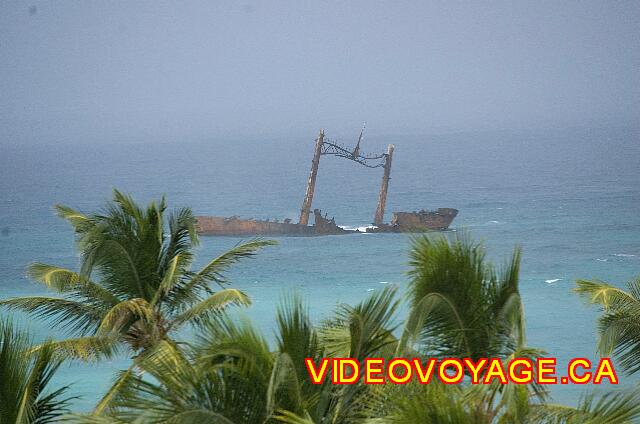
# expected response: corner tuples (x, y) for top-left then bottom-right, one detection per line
(1, 126), (639, 411)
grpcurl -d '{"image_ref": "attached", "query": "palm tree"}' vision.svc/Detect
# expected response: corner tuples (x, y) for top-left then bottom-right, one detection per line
(63, 286), (569, 424)
(1, 190), (275, 359)
(0, 318), (73, 423)
(393, 234), (548, 422)
(399, 234), (526, 361)
(368, 382), (640, 424)
(575, 277), (640, 375)
(63, 233), (640, 423)
(530, 389), (640, 423)
(365, 382), (513, 424)
(64, 288), (400, 423)
(359, 250), (640, 424)
(63, 234), (549, 423)
(0, 190), (275, 413)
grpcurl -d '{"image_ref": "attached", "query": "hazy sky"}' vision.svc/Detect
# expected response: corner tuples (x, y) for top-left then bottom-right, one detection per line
(1, 1), (639, 144)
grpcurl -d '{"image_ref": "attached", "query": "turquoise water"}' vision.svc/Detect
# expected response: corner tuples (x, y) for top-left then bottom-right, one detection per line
(1, 127), (639, 410)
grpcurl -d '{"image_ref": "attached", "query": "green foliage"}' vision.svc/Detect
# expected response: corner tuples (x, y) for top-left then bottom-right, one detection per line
(366, 382), (490, 424)
(62, 282), (558, 423)
(400, 234), (524, 360)
(320, 286), (399, 360)
(0, 319), (72, 423)
(63, 288), (398, 423)
(0, 190), (275, 414)
(575, 277), (640, 375)
(1, 190), (276, 359)
(531, 389), (640, 423)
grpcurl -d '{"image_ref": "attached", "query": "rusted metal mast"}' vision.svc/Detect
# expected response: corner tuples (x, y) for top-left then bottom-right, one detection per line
(374, 144), (394, 226)
(299, 129), (324, 225)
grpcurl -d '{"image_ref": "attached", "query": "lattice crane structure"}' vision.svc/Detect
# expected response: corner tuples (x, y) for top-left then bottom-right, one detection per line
(298, 128), (395, 227)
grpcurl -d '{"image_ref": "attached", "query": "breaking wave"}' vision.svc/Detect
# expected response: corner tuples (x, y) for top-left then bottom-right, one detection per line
(339, 225), (378, 232)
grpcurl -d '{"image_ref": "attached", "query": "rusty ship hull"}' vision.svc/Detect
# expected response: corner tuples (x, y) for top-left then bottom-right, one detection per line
(196, 208), (458, 236)
(196, 210), (351, 236)
(369, 208), (458, 233)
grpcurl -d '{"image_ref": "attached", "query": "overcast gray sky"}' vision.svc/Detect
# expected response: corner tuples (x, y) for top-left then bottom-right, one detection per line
(1, 1), (638, 144)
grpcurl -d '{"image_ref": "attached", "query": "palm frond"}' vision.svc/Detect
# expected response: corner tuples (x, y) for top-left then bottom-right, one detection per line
(60, 416), (130, 424)
(118, 324), (271, 423)
(111, 189), (146, 228)
(97, 298), (154, 336)
(195, 313), (273, 379)
(183, 238), (276, 290)
(274, 410), (316, 424)
(397, 291), (468, 357)
(575, 279), (637, 310)
(367, 382), (479, 424)
(163, 410), (238, 424)
(575, 278), (640, 374)
(497, 291), (525, 348)
(32, 336), (120, 361)
(320, 286), (399, 360)
(151, 253), (184, 307)
(159, 206), (198, 267)
(0, 296), (103, 334)
(531, 389), (640, 423)
(81, 238), (147, 300)
(26, 263), (120, 306)
(54, 204), (90, 231)
(0, 319), (73, 423)
(405, 234), (523, 359)
(496, 248), (525, 346)
(274, 293), (322, 406)
(597, 306), (640, 374)
(18, 342), (73, 423)
(266, 353), (304, 418)
(130, 340), (193, 397)
(172, 289), (250, 328)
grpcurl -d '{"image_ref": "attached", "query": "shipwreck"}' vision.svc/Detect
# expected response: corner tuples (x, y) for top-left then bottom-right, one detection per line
(196, 129), (457, 236)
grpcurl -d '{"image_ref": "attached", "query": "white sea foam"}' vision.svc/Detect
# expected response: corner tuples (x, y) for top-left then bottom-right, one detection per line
(596, 258), (608, 262)
(379, 281), (389, 284)
(613, 253), (636, 257)
(367, 288), (375, 292)
(339, 225), (377, 232)
(545, 278), (562, 284)
(489, 220), (500, 224)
